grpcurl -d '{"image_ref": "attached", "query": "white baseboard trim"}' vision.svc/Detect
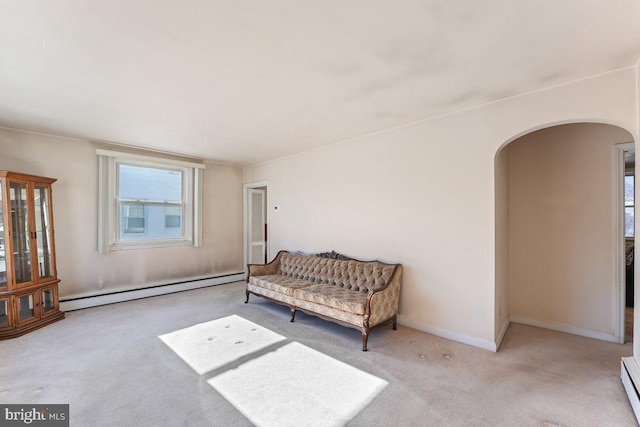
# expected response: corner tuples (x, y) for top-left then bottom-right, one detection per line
(510, 315), (617, 343)
(60, 272), (245, 311)
(622, 357), (640, 424)
(397, 315), (498, 352)
(495, 316), (511, 351)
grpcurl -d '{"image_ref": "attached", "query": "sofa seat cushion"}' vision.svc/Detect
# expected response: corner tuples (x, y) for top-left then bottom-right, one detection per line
(293, 283), (367, 315)
(249, 274), (313, 296)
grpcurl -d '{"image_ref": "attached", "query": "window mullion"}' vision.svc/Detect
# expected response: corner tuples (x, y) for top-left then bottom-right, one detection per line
(117, 199), (182, 207)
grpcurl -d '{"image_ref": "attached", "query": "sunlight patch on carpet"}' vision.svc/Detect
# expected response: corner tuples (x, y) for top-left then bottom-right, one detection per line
(208, 342), (388, 427)
(159, 315), (286, 375)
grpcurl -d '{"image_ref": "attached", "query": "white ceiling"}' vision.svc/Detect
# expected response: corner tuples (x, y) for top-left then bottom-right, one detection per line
(2, 1), (640, 166)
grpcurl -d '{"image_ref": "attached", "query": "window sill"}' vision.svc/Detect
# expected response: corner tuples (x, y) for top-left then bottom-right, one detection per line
(108, 239), (194, 252)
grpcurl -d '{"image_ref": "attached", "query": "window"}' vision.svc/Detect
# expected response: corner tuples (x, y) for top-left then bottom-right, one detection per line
(625, 174), (634, 238)
(97, 149), (204, 252)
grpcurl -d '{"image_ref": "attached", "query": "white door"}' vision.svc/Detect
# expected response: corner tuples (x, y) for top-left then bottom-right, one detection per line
(248, 188), (266, 264)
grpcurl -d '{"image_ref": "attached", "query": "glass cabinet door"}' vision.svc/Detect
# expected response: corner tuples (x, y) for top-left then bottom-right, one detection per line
(0, 298), (8, 327)
(10, 182), (32, 285)
(41, 287), (56, 315)
(34, 185), (54, 280)
(0, 181), (6, 288)
(17, 293), (35, 323)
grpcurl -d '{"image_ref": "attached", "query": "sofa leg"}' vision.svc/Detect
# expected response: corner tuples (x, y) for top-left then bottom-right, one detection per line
(290, 308), (297, 322)
(245, 290), (250, 304)
(362, 330), (369, 352)
(392, 316), (397, 330)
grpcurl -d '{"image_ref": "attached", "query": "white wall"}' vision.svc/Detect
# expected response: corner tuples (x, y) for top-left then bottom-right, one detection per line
(244, 67), (639, 350)
(508, 123), (633, 339)
(0, 128), (244, 299)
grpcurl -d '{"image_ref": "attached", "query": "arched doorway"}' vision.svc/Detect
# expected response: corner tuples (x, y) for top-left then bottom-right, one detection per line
(495, 122), (635, 346)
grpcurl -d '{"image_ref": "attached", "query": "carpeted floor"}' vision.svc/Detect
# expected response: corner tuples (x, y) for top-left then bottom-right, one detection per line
(209, 341), (388, 427)
(159, 314), (286, 375)
(0, 281), (636, 426)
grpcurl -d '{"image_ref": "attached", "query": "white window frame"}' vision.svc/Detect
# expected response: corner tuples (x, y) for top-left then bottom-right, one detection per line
(97, 149), (204, 253)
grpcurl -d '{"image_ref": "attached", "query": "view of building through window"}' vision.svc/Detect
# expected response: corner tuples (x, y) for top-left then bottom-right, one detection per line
(625, 175), (634, 238)
(118, 164), (183, 241)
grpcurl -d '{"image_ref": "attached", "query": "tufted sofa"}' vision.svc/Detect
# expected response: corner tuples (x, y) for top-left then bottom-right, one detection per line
(245, 250), (402, 351)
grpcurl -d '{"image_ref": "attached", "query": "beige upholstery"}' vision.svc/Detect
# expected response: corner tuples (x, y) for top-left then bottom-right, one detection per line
(248, 274), (313, 296)
(294, 298), (364, 327)
(293, 283), (367, 315)
(246, 283), (298, 306)
(246, 251), (403, 351)
(278, 254), (395, 293)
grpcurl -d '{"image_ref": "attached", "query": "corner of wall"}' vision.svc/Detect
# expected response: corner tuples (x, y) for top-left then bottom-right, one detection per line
(398, 315), (498, 352)
(494, 316), (511, 351)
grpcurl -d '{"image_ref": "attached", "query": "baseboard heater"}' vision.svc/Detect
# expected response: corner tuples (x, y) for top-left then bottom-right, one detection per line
(59, 272), (245, 311)
(622, 357), (640, 423)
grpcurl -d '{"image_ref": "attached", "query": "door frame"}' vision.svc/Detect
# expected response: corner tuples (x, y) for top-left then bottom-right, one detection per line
(243, 180), (269, 276)
(614, 142), (635, 343)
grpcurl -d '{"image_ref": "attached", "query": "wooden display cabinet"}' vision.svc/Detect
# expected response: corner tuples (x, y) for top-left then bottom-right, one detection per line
(0, 171), (64, 339)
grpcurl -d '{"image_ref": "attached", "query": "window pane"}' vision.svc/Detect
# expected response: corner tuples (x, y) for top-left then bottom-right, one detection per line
(119, 203), (183, 240)
(625, 176), (634, 207)
(118, 164), (182, 202)
(625, 207), (634, 237)
(165, 206), (181, 228)
(122, 205), (145, 234)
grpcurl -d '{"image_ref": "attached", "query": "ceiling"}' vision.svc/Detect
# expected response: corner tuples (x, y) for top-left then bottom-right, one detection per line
(2, 1), (640, 166)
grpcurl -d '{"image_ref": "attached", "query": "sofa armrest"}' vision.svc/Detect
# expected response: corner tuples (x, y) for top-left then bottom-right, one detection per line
(247, 250), (287, 282)
(365, 265), (402, 327)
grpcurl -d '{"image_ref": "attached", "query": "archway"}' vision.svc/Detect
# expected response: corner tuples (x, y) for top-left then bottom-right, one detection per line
(495, 122), (636, 347)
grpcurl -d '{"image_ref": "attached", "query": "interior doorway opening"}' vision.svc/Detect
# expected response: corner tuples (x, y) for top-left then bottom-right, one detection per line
(495, 123), (635, 346)
(621, 145), (635, 342)
(243, 181), (269, 275)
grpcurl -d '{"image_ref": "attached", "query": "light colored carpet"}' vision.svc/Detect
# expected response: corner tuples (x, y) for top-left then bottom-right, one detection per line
(159, 314), (285, 374)
(0, 281), (636, 426)
(208, 341), (387, 427)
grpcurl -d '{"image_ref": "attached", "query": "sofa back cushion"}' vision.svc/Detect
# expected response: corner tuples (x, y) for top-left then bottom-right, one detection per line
(278, 253), (395, 293)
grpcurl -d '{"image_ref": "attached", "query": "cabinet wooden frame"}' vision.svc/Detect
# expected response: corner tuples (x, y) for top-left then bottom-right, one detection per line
(0, 171), (64, 339)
